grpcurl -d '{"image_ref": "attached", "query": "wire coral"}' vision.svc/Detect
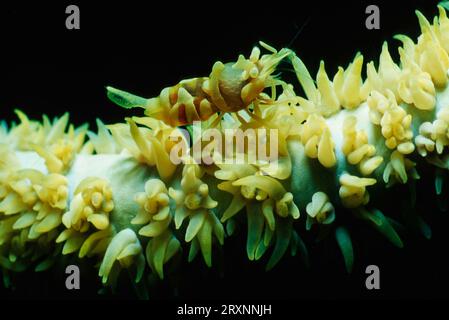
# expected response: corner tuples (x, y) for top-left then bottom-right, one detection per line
(2, 5), (449, 296)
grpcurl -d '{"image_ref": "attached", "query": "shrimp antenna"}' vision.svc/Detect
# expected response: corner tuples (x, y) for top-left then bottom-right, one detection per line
(286, 16), (311, 49)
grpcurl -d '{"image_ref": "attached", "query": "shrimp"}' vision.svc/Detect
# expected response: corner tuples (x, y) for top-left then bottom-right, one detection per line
(107, 42), (292, 127)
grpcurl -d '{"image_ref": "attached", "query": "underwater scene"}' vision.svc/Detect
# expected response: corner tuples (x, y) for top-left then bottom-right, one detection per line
(1, 0), (449, 308)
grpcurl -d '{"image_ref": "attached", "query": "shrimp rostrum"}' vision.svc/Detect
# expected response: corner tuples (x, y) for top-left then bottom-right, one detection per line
(106, 42), (293, 127)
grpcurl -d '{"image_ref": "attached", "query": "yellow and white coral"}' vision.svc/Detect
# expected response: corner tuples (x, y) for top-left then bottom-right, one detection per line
(132, 179), (171, 237)
(299, 114), (337, 168)
(108, 118), (181, 181)
(98, 228), (145, 284)
(169, 164), (223, 267)
(415, 105), (449, 156)
(0, 168), (68, 272)
(333, 54), (364, 109)
(2, 5), (449, 293)
(342, 115), (383, 175)
(132, 178), (180, 279)
(339, 173), (376, 208)
(57, 177), (114, 256)
(383, 150), (419, 185)
(0, 170), (68, 239)
(361, 42), (402, 101)
(305, 191), (335, 230)
(368, 90), (415, 154)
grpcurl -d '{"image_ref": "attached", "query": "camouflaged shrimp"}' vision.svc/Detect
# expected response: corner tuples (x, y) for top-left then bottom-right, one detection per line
(106, 42), (292, 127)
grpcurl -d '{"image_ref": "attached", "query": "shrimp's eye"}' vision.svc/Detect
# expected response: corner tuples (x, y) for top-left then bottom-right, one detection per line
(249, 66), (259, 78)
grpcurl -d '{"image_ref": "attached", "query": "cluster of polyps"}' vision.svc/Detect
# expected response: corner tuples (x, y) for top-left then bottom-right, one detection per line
(1, 5), (449, 295)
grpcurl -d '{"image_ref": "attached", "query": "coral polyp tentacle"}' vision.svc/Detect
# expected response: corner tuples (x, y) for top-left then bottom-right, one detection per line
(2, 5), (449, 296)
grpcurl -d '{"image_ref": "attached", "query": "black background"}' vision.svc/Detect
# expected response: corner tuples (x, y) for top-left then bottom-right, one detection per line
(1, 0), (449, 302)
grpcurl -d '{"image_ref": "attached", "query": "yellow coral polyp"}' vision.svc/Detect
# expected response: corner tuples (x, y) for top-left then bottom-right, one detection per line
(63, 177), (114, 231)
(380, 104), (414, 152)
(35, 174), (69, 210)
(436, 6), (449, 53)
(0, 170), (68, 239)
(300, 114), (337, 168)
(415, 106), (449, 156)
(98, 228), (145, 284)
(57, 177), (114, 257)
(132, 179), (171, 238)
(368, 90), (415, 154)
(398, 50), (436, 110)
(362, 42), (402, 101)
(131, 177), (179, 278)
(8, 111), (88, 174)
(169, 165), (223, 267)
(108, 118), (182, 181)
(1, 172), (38, 214)
(170, 166), (218, 217)
(290, 55), (340, 116)
(316, 61), (341, 115)
(145, 229), (180, 279)
(342, 115), (382, 175)
(339, 173), (376, 208)
(306, 191), (335, 230)
(415, 11), (449, 87)
(215, 162), (258, 182)
(0, 168), (68, 272)
(232, 175), (300, 220)
(333, 54), (364, 109)
(87, 119), (119, 154)
(126, 119), (177, 181)
(383, 150), (418, 184)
